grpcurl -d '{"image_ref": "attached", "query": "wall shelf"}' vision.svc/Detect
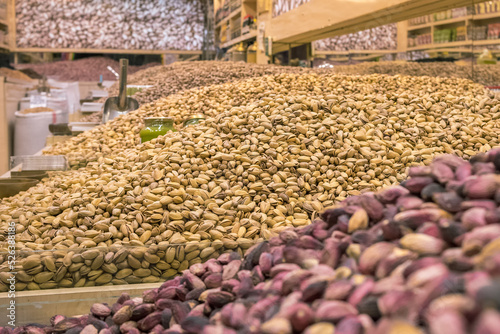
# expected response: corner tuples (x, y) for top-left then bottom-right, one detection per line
(215, 7), (242, 28)
(221, 30), (257, 48)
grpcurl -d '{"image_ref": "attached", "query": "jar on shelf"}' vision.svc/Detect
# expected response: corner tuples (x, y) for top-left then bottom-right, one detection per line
(140, 117), (177, 143)
(183, 114), (206, 127)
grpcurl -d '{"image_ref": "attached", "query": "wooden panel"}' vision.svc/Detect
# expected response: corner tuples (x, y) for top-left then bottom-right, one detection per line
(269, 0), (487, 47)
(7, 0), (15, 50)
(11, 48), (202, 55)
(0, 283), (160, 326)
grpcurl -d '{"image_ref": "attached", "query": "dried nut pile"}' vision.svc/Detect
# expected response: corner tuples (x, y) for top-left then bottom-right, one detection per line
(16, 57), (159, 82)
(334, 61), (500, 87)
(48, 71), (498, 169)
(16, 0), (204, 50)
(1, 73), (499, 291)
(81, 61), (318, 122)
(314, 24), (397, 51)
(273, 0), (311, 17)
(5, 149), (500, 333)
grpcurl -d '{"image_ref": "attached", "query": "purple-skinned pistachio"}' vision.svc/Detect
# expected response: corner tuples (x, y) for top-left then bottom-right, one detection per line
(186, 288), (205, 301)
(204, 273), (223, 289)
(472, 309), (500, 334)
(348, 279), (374, 307)
(462, 225), (500, 256)
(407, 262), (450, 289)
(159, 277), (182, 291)
(229, 303), (247, 328)
(285, 303), (314, 332)
(220, 279), (239, 294)
(315, 301), (358, 323)
(53, 318), (83, 332)
(485, 209), (500, 224)
(205, 260), (223, 274)
(189, 263), (206, 277)
(396, 195), (424, 211)
(378, 290), (416, 318)
(142, 289), (158, 304)
(358, 242), (396, 275)
(335, 315), (363, 334)
(260, 318), (292, 334)
(279, 229), (299, 243)
(201, 325), (237, 334)
(161, 309), (172, 328)
(222, 260), (241, 281)
(180, 316), (210, 333)
(376, 185), (410, 204)
(464, 174), (500, 199)
(421, 183), (447, 201)
(455, 162), (472, 181)
(431, 161), (455, 184)
(416, 223), (442, 239)
(319, 238), (341, 268)
(439, 219), (466, 245)
(258, 253), (273, 275)
(427, 309), (467, 334)
(112, 305), (133, 326)
(206, 291), (235, 309)
(131, 303), (156, 321)
(271, 246), (285, 266)
(403, 177), (435, 194)
(183, 271), (206, 291)
(462, 207), (487, 230)
(472, 162), (496, 175)
(242, 242), (270, 270)
(281, 269), (313, 295)
(393, 208), (448, 229)
(251, 265), (265, 284)
(248, 296), (280, 320)
(50, 315), (66, 326)
(408, 165), (433, 177)
(119, 321), (137, 333)
(87, 316), (108, 331)
(432, 191), (463, 213)
(441, 248), (474, 272)
(461, 200), (497, 211)
(269, 263), (301, 278)
(301, 280), (328, 303)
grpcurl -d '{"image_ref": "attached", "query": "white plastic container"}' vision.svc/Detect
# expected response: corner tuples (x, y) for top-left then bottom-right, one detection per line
(14, 109), (64, 156)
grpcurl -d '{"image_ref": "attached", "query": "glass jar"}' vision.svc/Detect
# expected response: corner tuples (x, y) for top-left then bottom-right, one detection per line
(140, 117), (177, 143)
(183, 114), (206, 127)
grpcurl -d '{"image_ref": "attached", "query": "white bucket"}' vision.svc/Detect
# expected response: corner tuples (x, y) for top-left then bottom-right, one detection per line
(14, 109), (64, 156)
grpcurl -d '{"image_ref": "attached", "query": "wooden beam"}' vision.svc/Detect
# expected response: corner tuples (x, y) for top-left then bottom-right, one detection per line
(269, 0), (487, 48)
(0, 283), (160, 325)
(10, 48), (202, 55)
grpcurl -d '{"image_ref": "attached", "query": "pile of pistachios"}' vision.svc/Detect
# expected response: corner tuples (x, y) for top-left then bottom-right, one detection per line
(5, 148), (500, 333)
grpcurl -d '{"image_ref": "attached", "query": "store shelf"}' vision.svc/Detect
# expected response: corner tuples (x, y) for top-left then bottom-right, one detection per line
(407, 23), (432, 31)
(433, 15), (471, 26)
(221, 30), (257, 48)
(0, 19), (7, 26)
(215, 8), (242, 28)
(10, 48), (201, 55)
(407, 39), (500, 51)
(473, 39), (500, 46)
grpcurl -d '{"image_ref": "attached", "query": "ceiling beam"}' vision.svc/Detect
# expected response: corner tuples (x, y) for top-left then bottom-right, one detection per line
(270, 0), (485, 50)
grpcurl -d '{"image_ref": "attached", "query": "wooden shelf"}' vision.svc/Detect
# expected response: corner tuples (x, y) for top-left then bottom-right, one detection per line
(10, 48), (201, 55)
(433, 15), (471, 26)
(221, 30), (257, 48)
(215, 8), (242, 28)
(0, 19), (7, 26)
(407, 23), (432, 31)
(407, 39), (500, 51)
(0, 43), (9, 50)
(315, 49), (397, 55)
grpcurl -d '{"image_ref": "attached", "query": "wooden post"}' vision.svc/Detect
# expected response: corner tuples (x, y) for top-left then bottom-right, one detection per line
(7, 0), (16, 50)
(0, 77), (8, 175)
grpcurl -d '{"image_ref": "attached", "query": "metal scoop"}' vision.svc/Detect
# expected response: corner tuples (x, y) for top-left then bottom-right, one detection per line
(102, 59), (139, 124)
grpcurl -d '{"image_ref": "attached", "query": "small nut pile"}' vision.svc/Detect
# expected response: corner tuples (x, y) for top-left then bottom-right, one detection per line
(16, 0), (204, 50)
(5, 149), (500, 333)
(0, 71), (499, 291)
(314, 24), (397, 51)
(80, 61), (319, 122)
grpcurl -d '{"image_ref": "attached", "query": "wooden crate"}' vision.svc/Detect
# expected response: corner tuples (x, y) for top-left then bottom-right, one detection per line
(0, 283), (160, 326)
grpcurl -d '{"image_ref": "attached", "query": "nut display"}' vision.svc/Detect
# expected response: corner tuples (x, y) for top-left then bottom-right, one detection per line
(333, 61), (500, 87)
(15, 0), (204, 50)
(81, 61), (318, 123)
(314, 24), (397, 51)
(1, 70), (499, 291)
(4, 148), (500, 333)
